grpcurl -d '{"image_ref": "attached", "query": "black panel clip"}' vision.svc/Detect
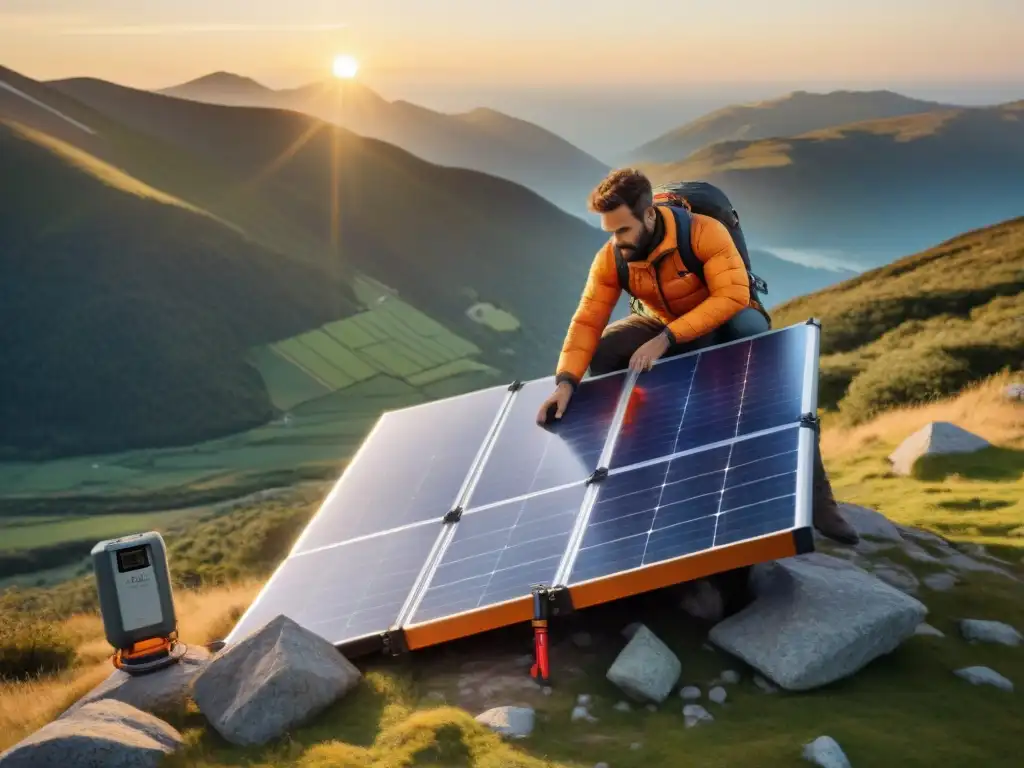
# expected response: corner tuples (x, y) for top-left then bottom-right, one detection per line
(799, 412), (820, 432)
(805, 317), (821, 328)
(443, 506), (463, 523)
(380, 629), (408, 657)
(508, 379), (524, 392)
(586, 466), (609, 485)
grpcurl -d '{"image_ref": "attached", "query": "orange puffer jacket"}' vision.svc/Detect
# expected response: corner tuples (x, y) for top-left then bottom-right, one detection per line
(555, 205), (752, 384)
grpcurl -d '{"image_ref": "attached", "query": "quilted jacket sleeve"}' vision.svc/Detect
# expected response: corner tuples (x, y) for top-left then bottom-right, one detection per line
(555, 244), (621, 386)
(664, 214), (750, 344)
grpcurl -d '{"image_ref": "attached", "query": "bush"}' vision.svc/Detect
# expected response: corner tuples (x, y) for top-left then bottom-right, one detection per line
(0, 617), (77, 681)
(839, 347), (976, 424)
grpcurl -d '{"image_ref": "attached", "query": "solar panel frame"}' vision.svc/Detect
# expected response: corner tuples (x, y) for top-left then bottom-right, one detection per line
(225, 320), (820, 656)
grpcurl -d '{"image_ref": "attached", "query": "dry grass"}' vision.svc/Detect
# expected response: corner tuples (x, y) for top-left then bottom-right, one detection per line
(821, 371), (1024, 458)
(0, 579), (262, 753)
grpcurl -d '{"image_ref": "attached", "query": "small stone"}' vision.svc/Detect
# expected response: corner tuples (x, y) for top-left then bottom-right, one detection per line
(594, 763), (609, 768)
(630, 741), (642, 750)
(679, 685), (701, 700)
(475, 706), (535, 739)
(708, 686), (727, 704)
(577, 694), (592, 707)
(614, 701), (631, 712)
(923, 572), (958, 591)
(954, 666), (1013, 691)
(621, 622), (643, 640)
(802, 735), (851, 767)
(872, 561), (920, 594)
(753, 675), (778, 693)
(719, 669), (740, 684)
(571, 705), (590, 722)
(514, 654), (535, 668)
(902, 542), (941, 563)
(683, 704), (714, 727)
(914, 623), (945, 638)
(542, 686), (553, 696)
(645, 704), (657, 712)
(571, 632), (593, 649)
(959, 619), (1022, 646)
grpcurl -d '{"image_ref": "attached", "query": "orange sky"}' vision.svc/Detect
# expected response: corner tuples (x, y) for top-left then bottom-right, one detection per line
(2, 0), (1022, 91)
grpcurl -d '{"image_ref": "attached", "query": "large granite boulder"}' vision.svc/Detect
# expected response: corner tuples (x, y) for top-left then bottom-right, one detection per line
(0, 699), (182, 768)
(708, 553), (927, 690)
(191, 614), (362, 746)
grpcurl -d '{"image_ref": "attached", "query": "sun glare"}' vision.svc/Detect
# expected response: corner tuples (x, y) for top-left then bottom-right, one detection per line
(332, 54), (359, 80)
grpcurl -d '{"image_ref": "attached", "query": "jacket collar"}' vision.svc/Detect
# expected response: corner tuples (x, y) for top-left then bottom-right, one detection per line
(639, 205), (677, 263)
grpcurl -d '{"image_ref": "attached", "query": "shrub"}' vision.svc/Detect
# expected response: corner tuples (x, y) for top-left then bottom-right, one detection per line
(839, 347), (976, 424)
(0, 617), (77, 681)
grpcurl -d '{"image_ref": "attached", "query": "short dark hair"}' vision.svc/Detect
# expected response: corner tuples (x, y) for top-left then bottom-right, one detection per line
(587, 168), (653, 219)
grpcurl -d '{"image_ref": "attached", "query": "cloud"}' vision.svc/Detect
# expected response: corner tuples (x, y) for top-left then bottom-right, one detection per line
(55, 22), (348, 37)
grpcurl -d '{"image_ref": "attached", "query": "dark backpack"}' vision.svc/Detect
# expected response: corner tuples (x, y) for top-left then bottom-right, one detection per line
(615, 180), (768, 316)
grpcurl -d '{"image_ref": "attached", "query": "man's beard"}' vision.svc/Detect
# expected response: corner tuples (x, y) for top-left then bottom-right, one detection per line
(620, 221), (655, 260)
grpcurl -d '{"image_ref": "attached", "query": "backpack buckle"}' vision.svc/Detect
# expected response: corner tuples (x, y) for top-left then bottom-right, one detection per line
(751, 273), (768, 295)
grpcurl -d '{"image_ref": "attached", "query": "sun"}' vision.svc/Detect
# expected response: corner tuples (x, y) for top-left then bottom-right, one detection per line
(332, 54), (359, 80)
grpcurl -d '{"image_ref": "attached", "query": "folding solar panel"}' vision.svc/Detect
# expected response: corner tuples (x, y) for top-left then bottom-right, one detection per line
(225, 319), (821, 658)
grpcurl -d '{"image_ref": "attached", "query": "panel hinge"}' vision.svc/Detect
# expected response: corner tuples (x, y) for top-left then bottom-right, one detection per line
(586, 466), (609, 485)
(805, 317), (821, 328)
(443, 505), (463, 523)
(508, 379), (524, 392)
(800, 412), (820, 432)
(381, 629), (408, 657)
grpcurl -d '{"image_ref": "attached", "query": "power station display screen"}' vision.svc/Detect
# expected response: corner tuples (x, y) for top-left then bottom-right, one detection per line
(116, 545), (150, 573)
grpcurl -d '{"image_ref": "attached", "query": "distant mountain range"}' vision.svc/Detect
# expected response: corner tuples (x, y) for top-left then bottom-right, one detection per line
(637, 100), (1024, 263)
(626, 89), (955, 164)
(130, 71), (612, 219)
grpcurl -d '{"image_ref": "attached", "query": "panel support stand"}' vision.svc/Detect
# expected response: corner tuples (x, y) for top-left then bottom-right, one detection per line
(529, 584), (552, 686)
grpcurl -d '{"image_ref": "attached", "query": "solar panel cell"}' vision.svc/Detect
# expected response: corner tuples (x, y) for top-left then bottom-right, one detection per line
(225, 522), (442, 647)
(567, 426), (801, 586)
(466, 372), (627, 509)
(407, 483), (587, 626)
(290, 385), (509, 553)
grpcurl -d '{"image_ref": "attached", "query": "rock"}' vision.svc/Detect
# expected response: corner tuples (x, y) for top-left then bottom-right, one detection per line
(897, 525), (954, 550)
(753, 675), (778, 693)
(839, 503), (904, 542)
(708, 553), (927, 690)
(679, 685), (701, 700)
(62, 645), (210, 718)
(577, 694), (592, 707)
(571, 631), (593, 649)
(682, 704), (713, 727)
(679, 578), (725, 623)
(888, 421), (990, 475)
(719, 669), (741, 684)
(191, 614), (362, 746)
(708, 686), (727, 704)
(613, 701), (631, 712)
(923, 572), (958, 591)
(542, 686), (553, 696)
(942, 552), (1019, 581)
(802, 735), (851, 768)
(594, 763), (610, 768)
(870, 560), (921, 594)
(959, 619), (1022, 646)
(954, 666), (1014, 692)
(902, 542), (941, 564)
(1003, 383), (1024, 401)
(605, 625), (681, 703)
(630, 741), (643, 750)
(621, 622), (643, 640)
(571, 705), (596, 723)
(475, 706), (535, 738)
(914, 623), (945, 638)
(645, 704), (657, 712)
(0, 700), (182, 767)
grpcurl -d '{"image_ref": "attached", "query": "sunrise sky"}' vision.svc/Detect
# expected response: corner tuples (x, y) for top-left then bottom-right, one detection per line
(3, 0), (1022, 155)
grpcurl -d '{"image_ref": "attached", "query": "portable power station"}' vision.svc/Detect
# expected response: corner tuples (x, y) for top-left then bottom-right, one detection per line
(91, 531), (186, 674)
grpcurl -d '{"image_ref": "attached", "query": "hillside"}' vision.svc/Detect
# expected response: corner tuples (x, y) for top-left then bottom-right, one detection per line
(628, 89), (952, 164)
(150, 72), (610, 217)
(0, 67), (608, 460)
(771, 215), (1024, 421)
(640, 102), (1024, 263)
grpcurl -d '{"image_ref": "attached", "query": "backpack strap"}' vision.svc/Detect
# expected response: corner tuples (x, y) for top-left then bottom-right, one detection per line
(612, 245), (630, 292)
(666, 206), (706, 286)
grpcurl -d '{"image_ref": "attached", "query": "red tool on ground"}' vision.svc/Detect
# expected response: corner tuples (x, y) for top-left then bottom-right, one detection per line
(529, 585), (551, 685)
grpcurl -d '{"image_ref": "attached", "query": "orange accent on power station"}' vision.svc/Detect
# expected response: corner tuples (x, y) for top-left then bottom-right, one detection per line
(112, 633), (176, 669)
(567, 530), (798, 611)
(403, 596), (534, 650)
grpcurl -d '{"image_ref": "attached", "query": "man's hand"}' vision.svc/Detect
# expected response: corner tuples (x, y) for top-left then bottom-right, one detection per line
(629, 333), (671, 372)
(536, 381), (573, 424)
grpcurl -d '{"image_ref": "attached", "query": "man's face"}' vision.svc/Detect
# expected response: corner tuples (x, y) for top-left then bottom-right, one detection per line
(600, 204), (655, 256)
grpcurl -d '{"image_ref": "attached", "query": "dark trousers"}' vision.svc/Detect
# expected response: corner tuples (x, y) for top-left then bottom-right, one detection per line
(589, 307), (772, 616)
(589, 307), (771, 376)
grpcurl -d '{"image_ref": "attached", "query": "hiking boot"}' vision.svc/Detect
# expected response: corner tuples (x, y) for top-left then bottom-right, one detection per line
(812, 445), (860, 546)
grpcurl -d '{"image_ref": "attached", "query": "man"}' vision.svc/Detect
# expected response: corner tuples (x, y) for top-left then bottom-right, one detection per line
(537, 168), (858, 546)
